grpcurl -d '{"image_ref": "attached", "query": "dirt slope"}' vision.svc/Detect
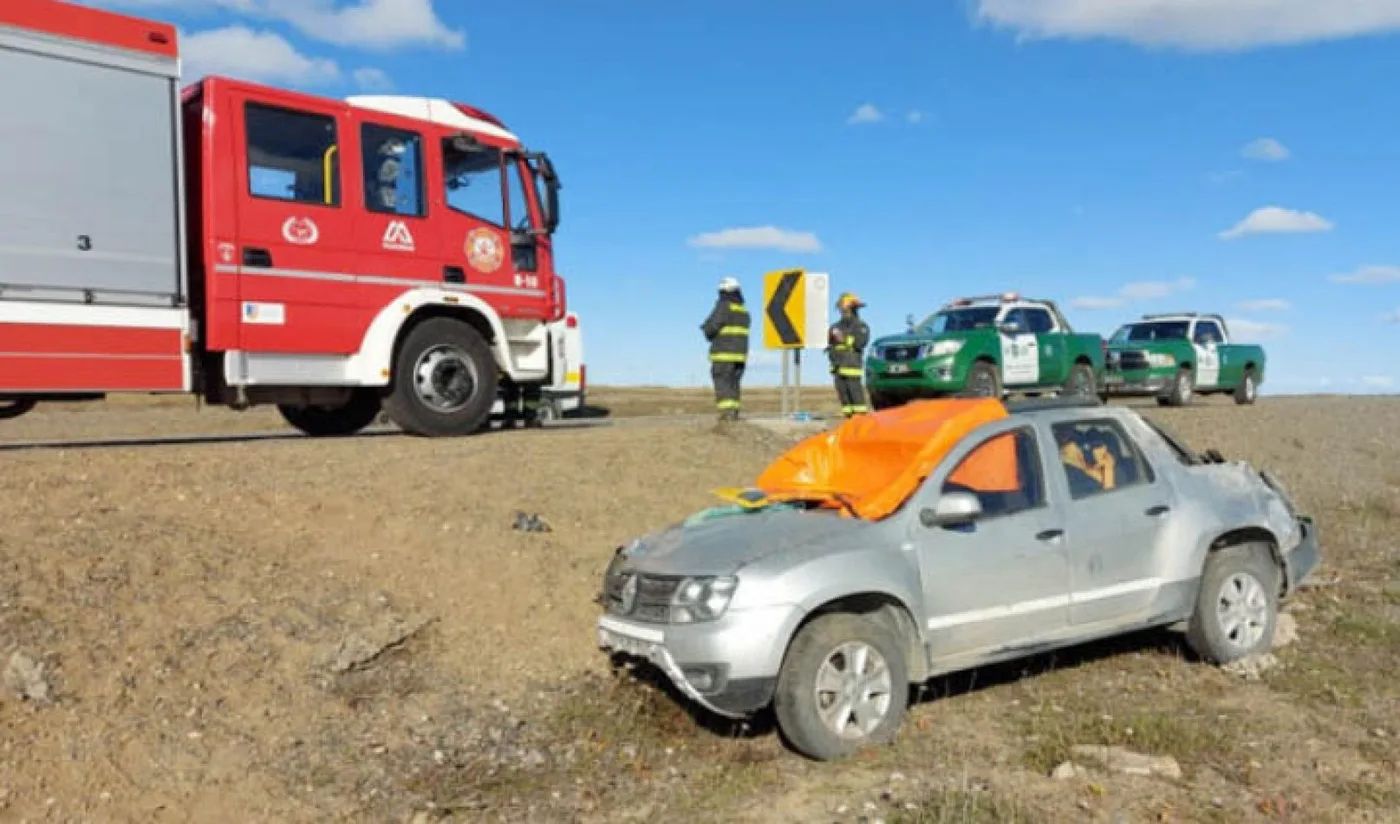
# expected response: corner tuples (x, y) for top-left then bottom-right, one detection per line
(1, 392), (1397, 823)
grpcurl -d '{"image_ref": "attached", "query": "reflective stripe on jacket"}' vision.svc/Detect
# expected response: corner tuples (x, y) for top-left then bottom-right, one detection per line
(702, 296), (751, 363)
(827, 313), (869, 375)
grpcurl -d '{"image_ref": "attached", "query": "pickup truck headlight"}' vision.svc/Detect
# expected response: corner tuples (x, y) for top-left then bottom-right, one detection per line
(928, 340), (964, 357)
(670, 575), (738, 623)
(1147, 353), (1176, 368)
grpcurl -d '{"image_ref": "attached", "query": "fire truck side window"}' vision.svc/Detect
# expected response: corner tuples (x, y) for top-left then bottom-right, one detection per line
(245, 103), (341, 207)
(361, 123), (424, 217)
(442, 139), (504, 227)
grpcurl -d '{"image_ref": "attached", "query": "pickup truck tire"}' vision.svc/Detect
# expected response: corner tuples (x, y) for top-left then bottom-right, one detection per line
(383, 318), (500, 437)
(966, 360), (1001, 399)
(1162, 367), (1193, 407)
(278, 389), (382, 437)
(1184, 542), (1280, 665)
(1065, 362), (1096, 397)
(1234, 369), (1258, 405)
(773, 612), (909, 761)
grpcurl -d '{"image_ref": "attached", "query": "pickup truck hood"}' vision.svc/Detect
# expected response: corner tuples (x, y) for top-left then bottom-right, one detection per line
(872, 330), (975, 349)
(618, 506), (865, 577)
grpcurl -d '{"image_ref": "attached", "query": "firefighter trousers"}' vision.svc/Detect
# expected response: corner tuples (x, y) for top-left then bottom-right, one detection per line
(833, 372), (868, 417)
(503, 381), (544, 426)
(711, 361), (745, 418)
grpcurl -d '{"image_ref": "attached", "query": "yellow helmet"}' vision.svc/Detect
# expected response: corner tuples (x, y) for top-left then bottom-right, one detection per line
(837, 292), (865, 310)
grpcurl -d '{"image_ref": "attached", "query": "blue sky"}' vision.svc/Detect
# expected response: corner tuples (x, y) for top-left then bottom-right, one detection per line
(85, 0), (1400, 394)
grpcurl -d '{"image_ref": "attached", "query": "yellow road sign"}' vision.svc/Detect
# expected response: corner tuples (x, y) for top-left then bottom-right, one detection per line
(763, 268), (806, 349)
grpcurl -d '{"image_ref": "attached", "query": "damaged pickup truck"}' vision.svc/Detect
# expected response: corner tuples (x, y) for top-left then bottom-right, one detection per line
(595, 397), (1320, 761)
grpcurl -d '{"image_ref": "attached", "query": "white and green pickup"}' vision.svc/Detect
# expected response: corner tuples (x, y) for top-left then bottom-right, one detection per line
(1102, 313), (1266, 406)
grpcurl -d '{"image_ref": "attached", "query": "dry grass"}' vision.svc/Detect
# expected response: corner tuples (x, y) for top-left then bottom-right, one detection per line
(2, 391), (1399, 822)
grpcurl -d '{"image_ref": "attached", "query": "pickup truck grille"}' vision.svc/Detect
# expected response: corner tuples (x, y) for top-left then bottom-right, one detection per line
(881, 344), (922, 362)
(1107, 349), (1149, 371)
(603, 570), (680, 623)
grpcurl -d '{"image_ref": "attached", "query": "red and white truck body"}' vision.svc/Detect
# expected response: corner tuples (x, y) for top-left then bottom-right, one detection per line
(0, 0), (567, 436)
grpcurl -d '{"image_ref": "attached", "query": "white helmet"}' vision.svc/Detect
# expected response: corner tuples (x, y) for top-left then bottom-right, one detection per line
(718, 276), (741, 292)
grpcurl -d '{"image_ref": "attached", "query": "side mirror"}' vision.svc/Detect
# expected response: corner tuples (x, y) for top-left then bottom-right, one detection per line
(920, 491), (983, 528)
(905, 313), (916, 331)
(999, 320), (1025, 336)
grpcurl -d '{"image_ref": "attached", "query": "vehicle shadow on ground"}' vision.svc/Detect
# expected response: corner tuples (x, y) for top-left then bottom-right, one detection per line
(615, 625), (1196, 750)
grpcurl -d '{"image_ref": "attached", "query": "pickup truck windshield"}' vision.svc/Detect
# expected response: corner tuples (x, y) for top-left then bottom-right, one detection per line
(918, 306), (1000, 334)
(1112, 321), (1190, 342)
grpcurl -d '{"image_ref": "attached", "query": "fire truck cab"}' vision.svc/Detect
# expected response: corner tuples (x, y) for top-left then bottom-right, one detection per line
(0, 0), (567, 438)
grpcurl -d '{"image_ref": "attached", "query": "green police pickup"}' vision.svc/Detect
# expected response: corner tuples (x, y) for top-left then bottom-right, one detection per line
(1102, 313), (1265, 406)
(864, 293), (1106, 409)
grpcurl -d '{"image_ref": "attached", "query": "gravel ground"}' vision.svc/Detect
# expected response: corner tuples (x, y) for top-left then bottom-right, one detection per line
(1, 391), (1397, 822)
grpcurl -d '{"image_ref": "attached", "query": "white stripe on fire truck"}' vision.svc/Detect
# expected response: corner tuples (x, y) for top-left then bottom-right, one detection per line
(0, 301), (186, 329)
(211, 264), (547, 298)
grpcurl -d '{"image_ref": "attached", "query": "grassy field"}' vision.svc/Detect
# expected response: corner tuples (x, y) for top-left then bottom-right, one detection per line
(0, 389), (1396, 822)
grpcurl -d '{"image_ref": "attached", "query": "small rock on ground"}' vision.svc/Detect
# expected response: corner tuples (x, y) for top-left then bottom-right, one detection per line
(1271, 612), (1299, 649)
(1070, 745), (1182, 780)
(3, 652), (52, 704)
(1223, 652), (1280, 680)
(1051, 761), (1090, 780)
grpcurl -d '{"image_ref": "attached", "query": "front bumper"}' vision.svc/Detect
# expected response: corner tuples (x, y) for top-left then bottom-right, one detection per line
(1281, 516), (1321, 598)
(1101, 369), (1170, 396)
(865, 357), (963, 395)
(595, 605), (801, 719)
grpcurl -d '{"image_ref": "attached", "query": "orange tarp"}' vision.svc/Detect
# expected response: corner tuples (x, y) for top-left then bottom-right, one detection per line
(753, 398), (1017, 520)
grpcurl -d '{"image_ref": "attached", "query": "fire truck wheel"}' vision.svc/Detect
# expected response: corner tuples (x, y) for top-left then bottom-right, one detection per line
(384, 317), (499, 437)
(278, 388), (381, 437)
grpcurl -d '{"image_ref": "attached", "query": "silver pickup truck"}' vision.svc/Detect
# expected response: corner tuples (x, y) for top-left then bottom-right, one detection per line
(595, 397), (1320, 761)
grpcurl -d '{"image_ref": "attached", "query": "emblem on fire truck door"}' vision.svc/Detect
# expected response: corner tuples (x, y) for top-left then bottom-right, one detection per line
(465, 227), (504, 272)
(281, 216), (319, 246)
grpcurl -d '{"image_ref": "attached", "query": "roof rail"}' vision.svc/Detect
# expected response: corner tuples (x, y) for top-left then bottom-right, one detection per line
(1004, 396), (1105, 414)
(1140, 312), (1197, 320)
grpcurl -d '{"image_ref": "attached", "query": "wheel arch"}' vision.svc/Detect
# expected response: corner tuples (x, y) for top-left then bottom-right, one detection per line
(1207, 527), (1285, 592)
(789, 591), (929, 682)
(353, 289), (516, 385)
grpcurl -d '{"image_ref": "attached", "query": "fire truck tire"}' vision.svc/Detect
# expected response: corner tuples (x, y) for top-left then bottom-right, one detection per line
(384, 317), (499, 437)
(0, 399), (37, 420)
(278, 388), (381, 437)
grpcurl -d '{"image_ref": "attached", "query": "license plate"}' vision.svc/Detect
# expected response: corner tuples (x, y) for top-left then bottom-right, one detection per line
(887, 364), (910, 374)
(598, 627), (658, 659)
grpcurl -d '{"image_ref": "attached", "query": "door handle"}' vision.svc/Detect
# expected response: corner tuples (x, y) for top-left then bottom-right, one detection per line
(1146, 505), (1171, 517)
(1036, 529), (1064, 542)
(443, 266), (465, 284)
(242, 247), (272, 268)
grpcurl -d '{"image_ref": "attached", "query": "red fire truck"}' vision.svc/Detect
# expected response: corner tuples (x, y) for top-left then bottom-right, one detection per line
(0, 0), (567, 437)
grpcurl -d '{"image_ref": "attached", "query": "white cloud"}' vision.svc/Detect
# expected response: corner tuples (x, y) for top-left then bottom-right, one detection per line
(88, 0), (463, 50)
(1241, 137), (1290, 161)
(907, 110), (927, 124)
(1329, 264), (1400, 284)
(181, 26), (340, 85)
(1238, 298), (1291, 312)
(1218, 206), (1334, 240)
(686, 226), (823, 254)
(972, 0), (1400, 51)
(847, 104), (884, 125)
(1226, 317), (1289, 341)
(1361, 375), (1395, 388)
(1073, 277), (1195, 309)
(352, 67), (394, 91)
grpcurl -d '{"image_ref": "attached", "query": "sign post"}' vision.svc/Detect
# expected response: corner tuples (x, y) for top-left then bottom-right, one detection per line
(763, 269), (831, 417)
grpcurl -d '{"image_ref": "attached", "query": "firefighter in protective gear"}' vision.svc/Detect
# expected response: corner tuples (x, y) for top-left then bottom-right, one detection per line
(827, 292), (870, 417)
(701, 276), (750, 421)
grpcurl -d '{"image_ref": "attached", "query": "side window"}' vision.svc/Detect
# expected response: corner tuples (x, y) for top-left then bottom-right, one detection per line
(1002, 307), (1028, 330)
(1024, 308), (1055, 334)
(941, 428), (1044, 519)
(442, 139), (504, 226)
(361, 123), (424, 217)
(246, 102), (340, 207)
(506, 159), (534, 231)
(1194, 321), (1222, 345)
(1052, 419), (1155, 500)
